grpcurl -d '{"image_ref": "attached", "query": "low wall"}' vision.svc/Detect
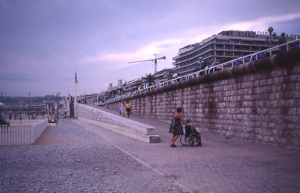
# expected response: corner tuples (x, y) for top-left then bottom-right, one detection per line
(107, 49), (300, 149)
(31, 119), (48, 144)
(8, 119), (46, 126)
(75, 104), (160, 143)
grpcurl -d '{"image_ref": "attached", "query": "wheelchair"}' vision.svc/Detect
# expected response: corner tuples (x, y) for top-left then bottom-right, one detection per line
(180, 125), (202, 146)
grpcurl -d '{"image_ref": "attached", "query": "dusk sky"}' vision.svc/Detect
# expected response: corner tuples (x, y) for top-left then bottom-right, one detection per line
(1, 0), (300, 97)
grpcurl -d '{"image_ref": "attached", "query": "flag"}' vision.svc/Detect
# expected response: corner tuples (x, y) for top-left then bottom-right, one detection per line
(75, 72), (78, 83)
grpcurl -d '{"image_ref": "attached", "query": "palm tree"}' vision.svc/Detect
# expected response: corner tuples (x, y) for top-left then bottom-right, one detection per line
(143, 73), (155, 87)
(109, 90), (116, 98)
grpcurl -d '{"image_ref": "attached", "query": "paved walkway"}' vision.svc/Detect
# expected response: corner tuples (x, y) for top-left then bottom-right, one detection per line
(73, 105), (300, 193)
(1, 119), (186, 193)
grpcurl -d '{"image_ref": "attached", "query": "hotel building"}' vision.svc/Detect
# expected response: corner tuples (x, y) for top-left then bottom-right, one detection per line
(171, 30), (297, 76)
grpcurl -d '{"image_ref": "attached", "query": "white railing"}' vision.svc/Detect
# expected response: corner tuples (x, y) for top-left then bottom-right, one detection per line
(0, 125), (31, 145)
(0, 119), (48, 146)
(104, 39), (300, 102)
(206, 39), (300, 73)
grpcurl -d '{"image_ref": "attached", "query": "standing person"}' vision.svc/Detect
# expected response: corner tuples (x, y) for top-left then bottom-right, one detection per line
(169, 107), (187, 147)
(19, 113), (22, 124)
(120, 101), (125, 117)
(278, 32), (287, 52)
(167, 70), (173, 85)
(125, 101), (131, 118)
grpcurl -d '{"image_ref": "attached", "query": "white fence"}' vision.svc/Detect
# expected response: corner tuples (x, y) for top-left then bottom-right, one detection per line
(0, 125), (31, 145)
(0, 119), (48, 146)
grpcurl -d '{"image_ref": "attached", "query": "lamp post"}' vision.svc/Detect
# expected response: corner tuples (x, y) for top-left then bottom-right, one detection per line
(74, 72), (78, 119)
(198, 57), (204, 69)
(55, 92), (60, 126)
(268, 27), (274, 46)
(28, 92), (30, 120)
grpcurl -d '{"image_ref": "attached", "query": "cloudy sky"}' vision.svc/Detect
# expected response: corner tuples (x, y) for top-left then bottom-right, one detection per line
(1, 0), (300, 97)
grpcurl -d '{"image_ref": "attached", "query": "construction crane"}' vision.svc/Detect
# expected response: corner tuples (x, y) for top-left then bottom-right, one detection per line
(128, 54), (166, 73)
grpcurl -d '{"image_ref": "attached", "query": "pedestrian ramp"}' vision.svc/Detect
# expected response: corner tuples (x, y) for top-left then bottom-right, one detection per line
(75, 104), (160, 143)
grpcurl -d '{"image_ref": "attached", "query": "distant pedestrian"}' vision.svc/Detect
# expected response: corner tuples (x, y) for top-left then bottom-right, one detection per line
(120, 101), (125, 117)
(169, 107), (187, 147)
(125, 101), (131, 118)
(278, 32), (287, 52)
(204, 62), (210, 74)
(177, 73), (181, 82)
(19, 113), (22, 124)
(167, 70), (173, 85)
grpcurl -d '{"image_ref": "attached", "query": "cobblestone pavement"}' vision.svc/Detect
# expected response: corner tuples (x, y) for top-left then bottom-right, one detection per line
(1, 106), (300, 193)
(80, 106), (300, 193)
(0, 120), (188, 193)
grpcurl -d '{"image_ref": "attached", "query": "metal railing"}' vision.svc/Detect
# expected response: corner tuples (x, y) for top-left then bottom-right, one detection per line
(104, 39), (300, 102)
(208, 39), (299, 73)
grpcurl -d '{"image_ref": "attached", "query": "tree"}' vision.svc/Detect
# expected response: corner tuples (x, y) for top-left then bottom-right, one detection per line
(109, 90), (116, 98)
(143, 73), (155, 87)
(115, 88), (124, 95)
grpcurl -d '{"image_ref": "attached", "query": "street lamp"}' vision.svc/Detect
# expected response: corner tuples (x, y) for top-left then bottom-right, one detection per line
(268, 27), (274, 46)
(198, 57), (204, 69)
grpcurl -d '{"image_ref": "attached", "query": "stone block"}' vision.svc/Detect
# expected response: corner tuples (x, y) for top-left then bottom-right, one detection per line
(270, 101), (278, 107)
(149, 135), (160, 143)
(294, 66), (300, 73)
(296, 83), (300, 90)
(288, 108), (297, 115)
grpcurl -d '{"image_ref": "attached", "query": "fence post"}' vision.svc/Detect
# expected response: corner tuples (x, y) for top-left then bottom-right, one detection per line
(31, 125), (34, 144)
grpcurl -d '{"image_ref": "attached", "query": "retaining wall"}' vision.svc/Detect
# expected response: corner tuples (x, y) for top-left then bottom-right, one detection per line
(107, 49), (300, 149)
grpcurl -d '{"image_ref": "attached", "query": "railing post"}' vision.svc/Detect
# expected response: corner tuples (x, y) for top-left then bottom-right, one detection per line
(31, 125), (34, 144)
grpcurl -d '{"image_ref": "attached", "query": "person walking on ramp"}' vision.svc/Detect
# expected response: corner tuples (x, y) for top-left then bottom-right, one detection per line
(125, 101), (131, 118)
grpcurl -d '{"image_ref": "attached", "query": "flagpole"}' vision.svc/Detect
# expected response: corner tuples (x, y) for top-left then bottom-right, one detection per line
(75, 71), (78, 119)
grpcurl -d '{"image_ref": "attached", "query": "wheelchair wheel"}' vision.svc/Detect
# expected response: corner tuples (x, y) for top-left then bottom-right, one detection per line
(180, 135), (189, 146)
(188, 133), (200, 146)
(188, 133), (198, 146)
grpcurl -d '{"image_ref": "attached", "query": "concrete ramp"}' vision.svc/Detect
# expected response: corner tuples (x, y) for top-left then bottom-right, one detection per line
(76, 104), (160, 143)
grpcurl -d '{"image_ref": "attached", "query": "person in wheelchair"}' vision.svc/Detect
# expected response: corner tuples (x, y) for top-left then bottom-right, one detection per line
(184, 119), (201, 141)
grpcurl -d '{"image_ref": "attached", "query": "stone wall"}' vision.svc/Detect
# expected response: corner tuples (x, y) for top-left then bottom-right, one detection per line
(107, 49), (300, 149)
